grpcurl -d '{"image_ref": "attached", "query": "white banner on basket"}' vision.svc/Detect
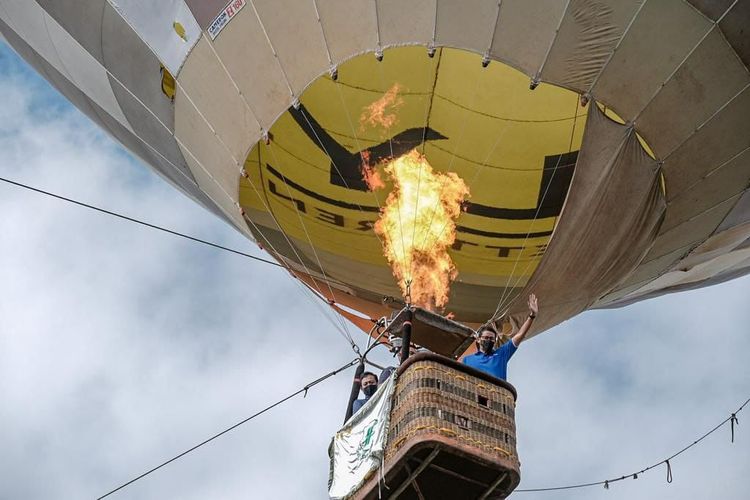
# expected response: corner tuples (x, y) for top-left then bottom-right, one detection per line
(328, 372), (396, 500)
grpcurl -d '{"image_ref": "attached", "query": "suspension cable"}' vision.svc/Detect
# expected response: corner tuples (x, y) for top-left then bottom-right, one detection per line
(372, 52), (414, 283)
(417, 54), (528, 256)
(407, 47), (442, 284)
(96, 358), (359, 499)
(263, 141), (357, 344)
(329, 65), (398, 302)
(516, 396), (749, 493)
(491, 97), (582, 320)
(0, 175), (281, 267)
(416, 56), (485, 253)
(243, 148), (355, 345)
(0, 173), (356, 346)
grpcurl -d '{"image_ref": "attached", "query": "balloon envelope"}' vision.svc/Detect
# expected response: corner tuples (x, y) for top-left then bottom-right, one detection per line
(2, 0), (748, 336)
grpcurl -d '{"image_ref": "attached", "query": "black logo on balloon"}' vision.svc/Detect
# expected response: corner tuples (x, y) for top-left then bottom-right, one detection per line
(288, 103), (447, 191)
(284, 103), (576, 235)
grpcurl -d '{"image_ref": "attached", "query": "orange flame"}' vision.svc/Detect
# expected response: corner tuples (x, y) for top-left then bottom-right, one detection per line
(373, 150), (469, 310)
(360, 83), (404, 132)
(360, 150), (385, 190)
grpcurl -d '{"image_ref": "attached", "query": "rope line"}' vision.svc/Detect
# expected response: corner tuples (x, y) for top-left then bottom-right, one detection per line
(490, 97), (582, 320)
(416, 59), (485, 253)
(0, 174), (356, 346)
(185, 43), (357, 349)
(418, 58), (529, 255)
(252, 150), (358, 347)
(408, 47), (442, 284)
(329, 68), (392, 261)
(374, 58), (412, 283)
(248, 146), (356, 346)
(515, 396), (749, 493)
(264, 141), (356, 343)
(96, 358), (359, 499)
(0, 176), (281, 267)
(178, 70), (359, 349)
(296, 105), (387, 223)
(297, 279), (361, 349)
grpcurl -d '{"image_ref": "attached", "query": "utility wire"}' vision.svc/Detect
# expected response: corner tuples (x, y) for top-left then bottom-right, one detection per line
(516, 396), (749, 493)
(13, 178), (746, 494)
(0, 176), (282, 268)
(1, 175), (365, 349)
(96, 358), (359, 499)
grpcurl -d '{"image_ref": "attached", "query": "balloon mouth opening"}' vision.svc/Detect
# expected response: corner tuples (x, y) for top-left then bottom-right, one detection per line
(237, 45), (645, 323)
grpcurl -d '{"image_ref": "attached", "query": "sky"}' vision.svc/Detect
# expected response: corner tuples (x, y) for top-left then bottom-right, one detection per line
(0, 40), (748, 500)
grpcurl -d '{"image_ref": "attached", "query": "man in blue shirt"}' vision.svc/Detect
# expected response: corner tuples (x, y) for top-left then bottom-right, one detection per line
(351, 371), (378, 415)
(463, 294), (538, 380)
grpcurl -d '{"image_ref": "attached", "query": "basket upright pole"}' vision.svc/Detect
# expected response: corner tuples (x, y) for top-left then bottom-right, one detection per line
(400, 308), (413, 365)
(343, 360), (365, 423)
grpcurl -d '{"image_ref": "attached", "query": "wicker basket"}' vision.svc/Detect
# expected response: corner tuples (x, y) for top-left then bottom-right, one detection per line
(389, 359), (519, 467)
(353, 352), (520, 500)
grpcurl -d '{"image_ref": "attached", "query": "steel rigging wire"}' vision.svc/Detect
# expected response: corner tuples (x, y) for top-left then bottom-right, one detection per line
(0, 175), (282, 267)
(95, 377), (747, 498)
(96, 358), (360, 500)
(0, 175), (362, 351)
(515, 396), (749, 493)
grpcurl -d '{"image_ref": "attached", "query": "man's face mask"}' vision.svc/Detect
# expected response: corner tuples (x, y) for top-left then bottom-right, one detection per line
(479, 338), (495, 352)
(362, 384), (377, 398)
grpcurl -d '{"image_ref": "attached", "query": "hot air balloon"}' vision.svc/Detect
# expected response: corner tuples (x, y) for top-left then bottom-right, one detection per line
(2, 1), (749, 498)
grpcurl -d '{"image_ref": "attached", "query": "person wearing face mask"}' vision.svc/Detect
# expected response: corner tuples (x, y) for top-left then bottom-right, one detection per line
(351, 371), (379, 415)
(463, 294), (539, 381)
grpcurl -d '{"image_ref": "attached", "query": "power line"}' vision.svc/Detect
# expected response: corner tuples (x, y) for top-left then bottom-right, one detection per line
(516, 396), (749, 493)
(0, 175), (282, 268)
(96, 358), (359, 499)
(1, 174), (368, 351)
(9, 178), (744, 495)
(95, 365), (745, 498)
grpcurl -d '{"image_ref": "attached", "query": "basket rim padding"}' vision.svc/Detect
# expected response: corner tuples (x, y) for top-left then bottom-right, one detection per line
(396, 352), (517, 401)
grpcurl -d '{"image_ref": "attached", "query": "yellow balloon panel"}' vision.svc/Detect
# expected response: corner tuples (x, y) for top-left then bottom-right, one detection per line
(239, 47), (587, 319)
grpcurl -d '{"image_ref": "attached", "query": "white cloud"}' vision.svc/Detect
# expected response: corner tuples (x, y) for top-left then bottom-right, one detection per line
(511, 282), (750, 500)
(1, 42), (748, 500)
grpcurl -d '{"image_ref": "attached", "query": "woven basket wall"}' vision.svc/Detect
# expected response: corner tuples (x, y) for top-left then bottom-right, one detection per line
(386, 359), (519, 468)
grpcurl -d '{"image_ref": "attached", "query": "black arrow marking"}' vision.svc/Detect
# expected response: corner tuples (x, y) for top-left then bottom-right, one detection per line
(282, 103), (577, 221)
(289, 103), (447, 191)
